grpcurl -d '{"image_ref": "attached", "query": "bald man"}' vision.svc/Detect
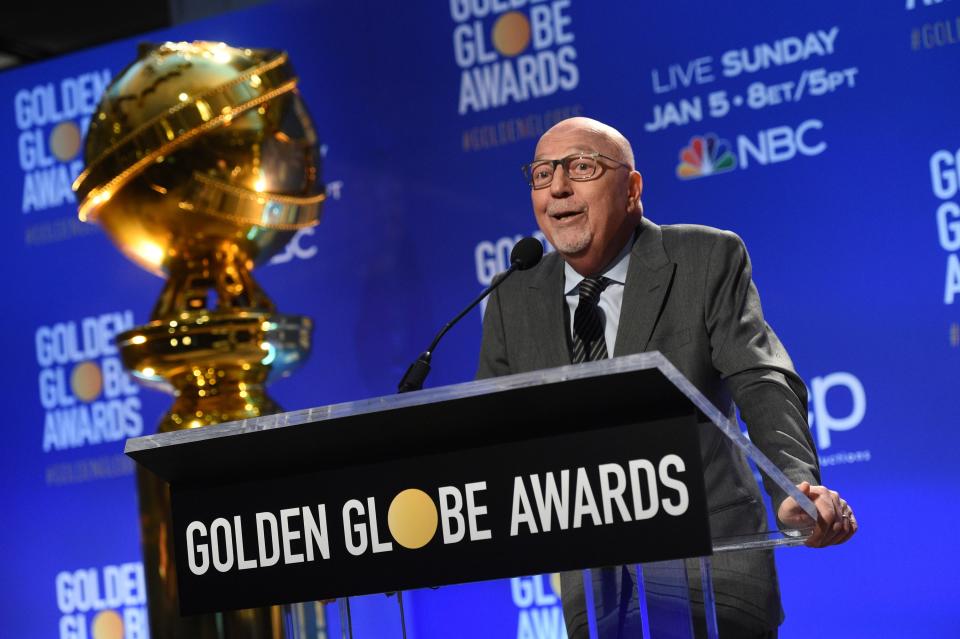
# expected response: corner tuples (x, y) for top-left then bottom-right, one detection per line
(477, 117), (856, 638)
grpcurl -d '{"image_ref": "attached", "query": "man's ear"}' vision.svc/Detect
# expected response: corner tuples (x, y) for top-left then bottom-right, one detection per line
(626, 171), (643, 215)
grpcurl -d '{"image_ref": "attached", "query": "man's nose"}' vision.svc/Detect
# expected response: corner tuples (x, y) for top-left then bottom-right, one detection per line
(549, 166), (573, 197)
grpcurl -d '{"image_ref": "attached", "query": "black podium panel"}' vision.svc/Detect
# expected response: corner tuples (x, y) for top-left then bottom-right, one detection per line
(173, 415), (708, 614)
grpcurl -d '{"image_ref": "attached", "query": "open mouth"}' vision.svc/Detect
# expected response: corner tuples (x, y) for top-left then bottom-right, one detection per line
(550, 209), (584, 221)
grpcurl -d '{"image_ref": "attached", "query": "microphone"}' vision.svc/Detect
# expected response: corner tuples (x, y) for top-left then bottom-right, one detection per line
(398, 237), (544, 393)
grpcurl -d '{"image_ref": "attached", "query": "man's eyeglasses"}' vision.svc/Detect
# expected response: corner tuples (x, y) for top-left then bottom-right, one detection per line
(521, 153), (632, 189)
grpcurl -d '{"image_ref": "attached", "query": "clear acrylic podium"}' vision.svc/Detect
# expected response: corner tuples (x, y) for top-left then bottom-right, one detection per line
(125, 352), (817, 639)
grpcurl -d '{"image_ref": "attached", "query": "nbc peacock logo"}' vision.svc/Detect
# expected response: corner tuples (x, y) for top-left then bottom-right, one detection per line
(675, 134), (737, 180)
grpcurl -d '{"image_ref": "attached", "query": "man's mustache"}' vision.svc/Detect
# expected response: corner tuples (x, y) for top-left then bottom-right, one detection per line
(546, 202), (587, 217)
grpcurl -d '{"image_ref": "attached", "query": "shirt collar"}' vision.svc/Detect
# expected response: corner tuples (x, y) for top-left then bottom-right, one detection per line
(563, 235), (633, 296)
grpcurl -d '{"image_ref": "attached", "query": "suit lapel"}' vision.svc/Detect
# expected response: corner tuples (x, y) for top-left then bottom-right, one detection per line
(613, 219), (676, 356)
(528, 253), (572, 368)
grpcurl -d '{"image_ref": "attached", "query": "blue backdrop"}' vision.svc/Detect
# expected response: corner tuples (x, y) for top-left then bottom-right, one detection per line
(2, 1), (958, 637)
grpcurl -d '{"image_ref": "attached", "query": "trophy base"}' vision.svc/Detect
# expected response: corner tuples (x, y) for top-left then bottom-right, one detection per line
(117, 309), (310, 431)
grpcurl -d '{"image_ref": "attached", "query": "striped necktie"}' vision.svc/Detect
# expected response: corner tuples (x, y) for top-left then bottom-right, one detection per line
(571, 276), (611, 364)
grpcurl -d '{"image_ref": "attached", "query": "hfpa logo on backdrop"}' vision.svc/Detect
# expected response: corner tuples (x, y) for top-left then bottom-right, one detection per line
(807, 371), (870, 467)
(452, 0), (580, 115)
(929, 143), (960, 310)
(270, 144), (343, 266)
(474, 230), (555, 316)
(35, 310), (143, 455)
(674, 119), (827, 179)
(56, 562), (148, 639)
(268, 178), (343, 266)
(511, 574), (566, 639)
(13, 68), (111, 213)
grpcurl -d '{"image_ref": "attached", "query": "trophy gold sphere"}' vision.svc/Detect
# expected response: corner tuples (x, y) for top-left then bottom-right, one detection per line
(74, 40), (323, 431)
(74, 41), (324, 638)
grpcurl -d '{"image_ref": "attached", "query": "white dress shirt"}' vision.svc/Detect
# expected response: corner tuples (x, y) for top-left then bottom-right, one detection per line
(563, 237), (633, 358)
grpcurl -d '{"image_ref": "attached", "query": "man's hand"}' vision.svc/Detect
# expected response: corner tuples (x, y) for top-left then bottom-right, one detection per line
(777, 481), (858, 548)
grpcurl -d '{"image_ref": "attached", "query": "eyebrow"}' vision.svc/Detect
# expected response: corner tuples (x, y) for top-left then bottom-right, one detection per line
(532, 149), (598, 161)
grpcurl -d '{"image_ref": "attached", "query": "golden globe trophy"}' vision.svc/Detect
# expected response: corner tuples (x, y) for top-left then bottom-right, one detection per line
(73, 41), (324, 638)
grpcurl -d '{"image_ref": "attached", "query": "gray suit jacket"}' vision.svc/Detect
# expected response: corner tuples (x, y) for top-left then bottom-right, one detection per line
(477, 218), (820, 634)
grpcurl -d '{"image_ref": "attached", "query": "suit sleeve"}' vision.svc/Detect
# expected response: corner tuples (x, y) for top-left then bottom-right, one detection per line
(476, 287), (512, 379)
(703, 230), (821, 510)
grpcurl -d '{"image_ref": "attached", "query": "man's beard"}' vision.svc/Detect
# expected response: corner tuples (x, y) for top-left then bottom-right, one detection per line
(551, 227), (592, 255)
